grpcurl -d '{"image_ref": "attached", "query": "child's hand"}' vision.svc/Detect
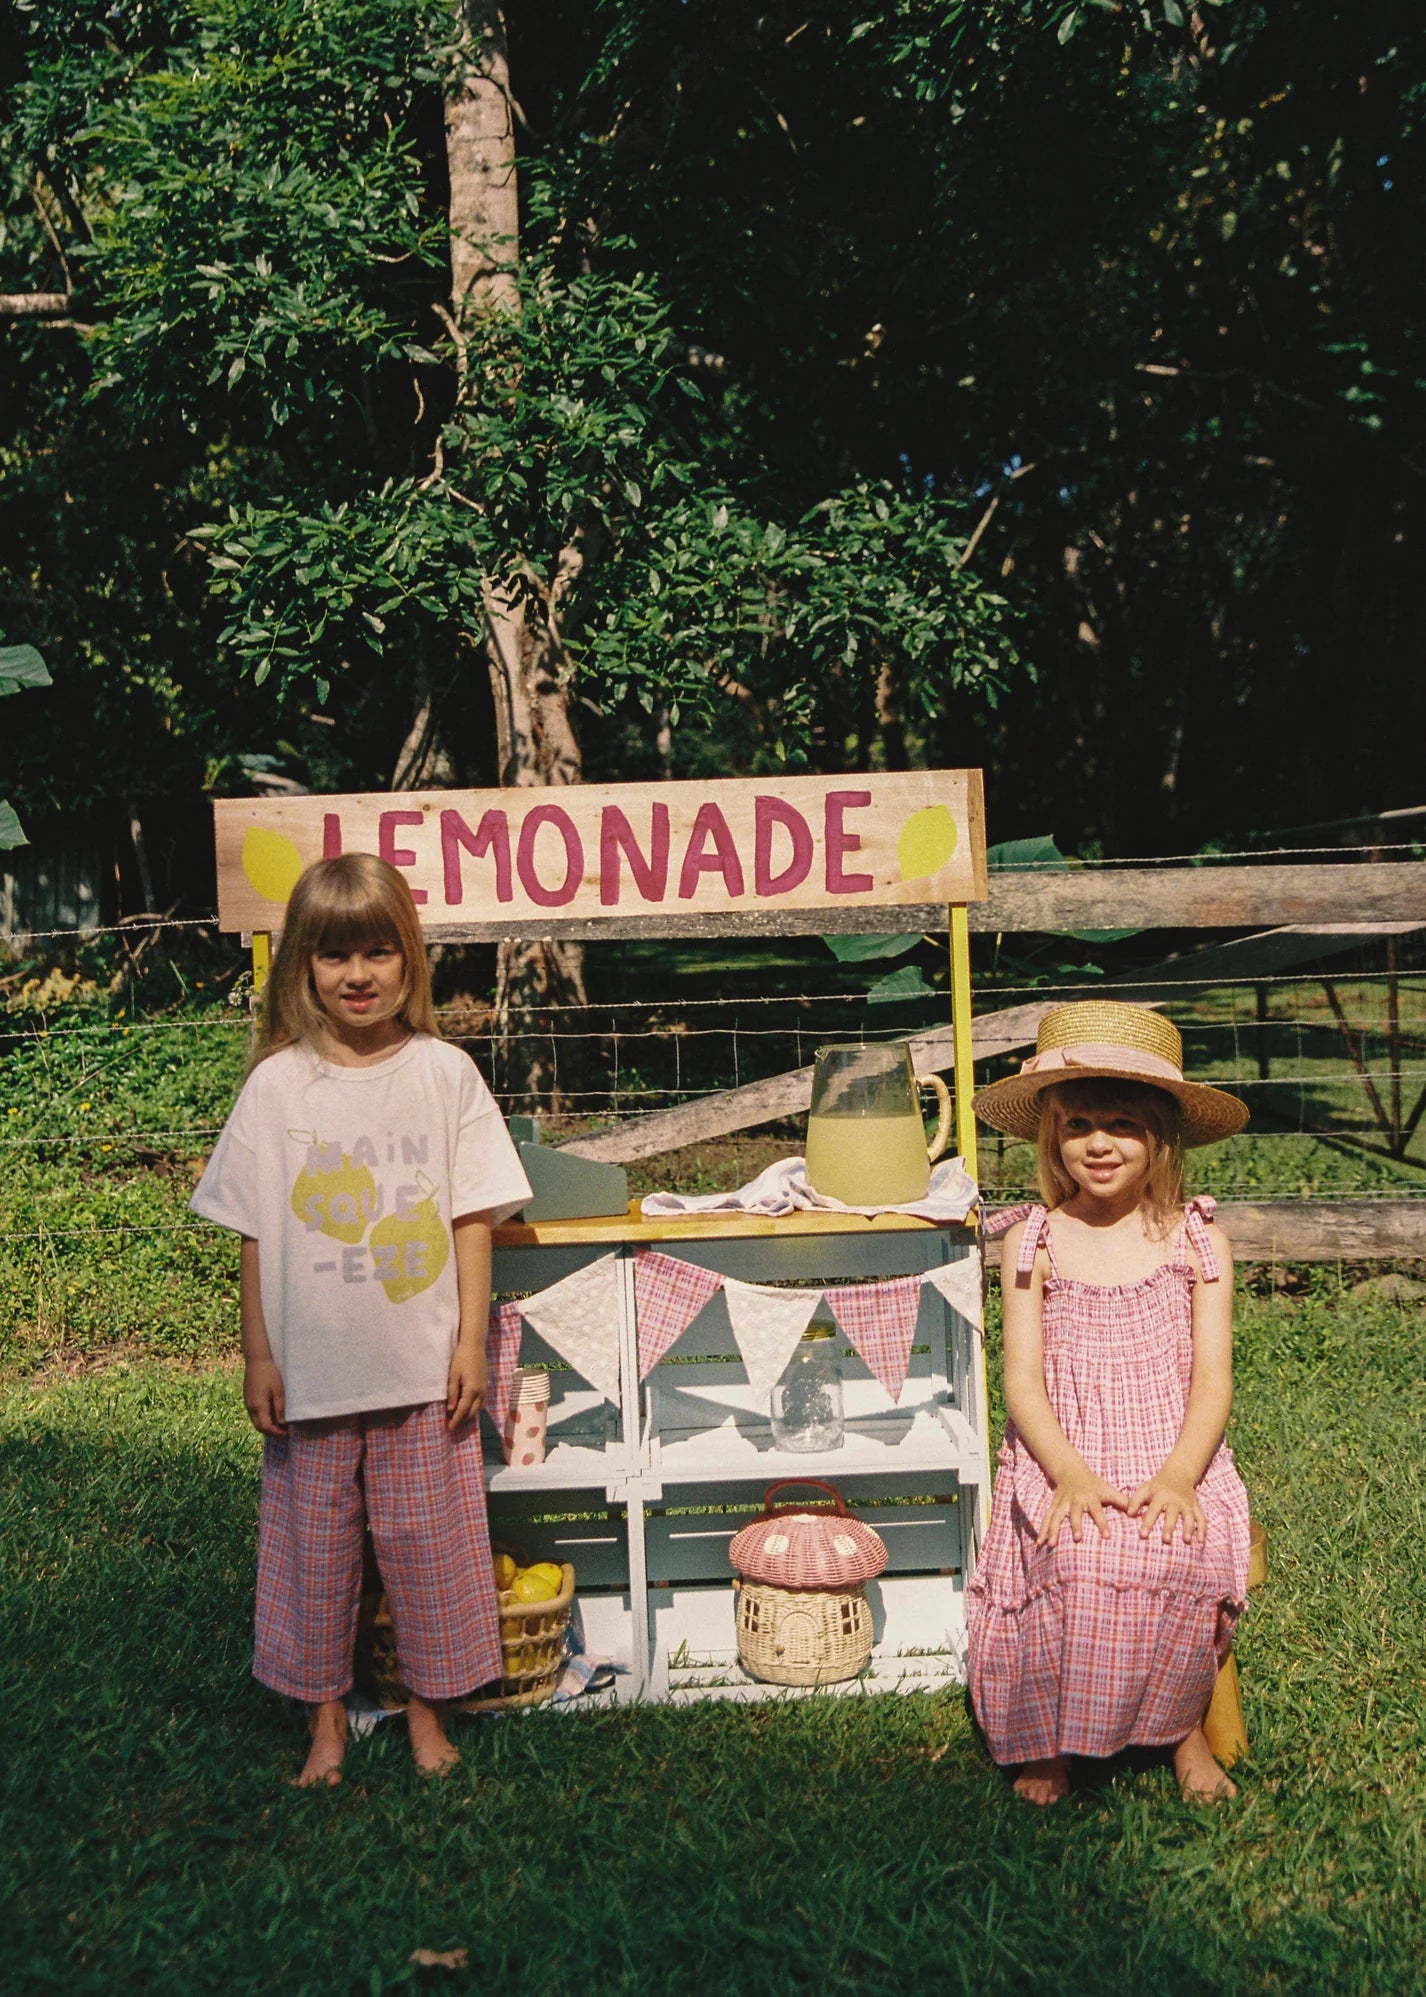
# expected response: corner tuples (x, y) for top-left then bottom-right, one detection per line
(1127, 1472), (1207, 1546)
(1036, 1463), (1129, 1548)
(446, 1342), (488, 1433)
(243, 1358), (287, 1436)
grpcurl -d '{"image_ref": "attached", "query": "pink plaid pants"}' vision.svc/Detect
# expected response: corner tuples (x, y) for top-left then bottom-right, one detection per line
(254, 1400), (502, 1703)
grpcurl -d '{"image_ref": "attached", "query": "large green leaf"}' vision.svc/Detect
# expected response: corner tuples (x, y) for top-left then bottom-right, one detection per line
(986, 833), (1066, 872)
(0, 644), (51, 697)
(0, 800), (27, 850)
(866, 964), (937, 1004)
(821, 931), (923, 963)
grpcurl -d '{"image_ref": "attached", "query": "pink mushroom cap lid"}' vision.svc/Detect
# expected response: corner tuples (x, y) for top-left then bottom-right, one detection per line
(728, 1481), (887, 1588)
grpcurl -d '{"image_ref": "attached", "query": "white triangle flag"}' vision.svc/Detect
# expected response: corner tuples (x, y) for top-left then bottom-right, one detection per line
(518, 1253), (623, 1406)
(722, 1279), (824, 1402)
(923, 1252), (984, 1331)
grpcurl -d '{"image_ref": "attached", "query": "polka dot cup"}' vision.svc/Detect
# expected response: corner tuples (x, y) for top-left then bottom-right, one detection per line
(501, 1366), (550, 1467)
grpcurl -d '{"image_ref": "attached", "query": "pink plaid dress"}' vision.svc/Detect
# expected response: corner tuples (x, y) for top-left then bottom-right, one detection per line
(967, 1197), (1249, 1764)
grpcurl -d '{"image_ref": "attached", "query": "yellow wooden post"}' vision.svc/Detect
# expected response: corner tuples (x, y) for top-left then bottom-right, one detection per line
(251, 931), (271, 998)
(948, 901), (991, 1542)
(948, 903), (978, 1181)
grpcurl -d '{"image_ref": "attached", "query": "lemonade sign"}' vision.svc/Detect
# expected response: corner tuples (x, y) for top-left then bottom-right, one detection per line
(213, 771), (986, 935)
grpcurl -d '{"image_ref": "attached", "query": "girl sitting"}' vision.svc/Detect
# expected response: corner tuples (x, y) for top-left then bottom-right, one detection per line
(193, 853), (531, 1785)
(968, 1001), (1251, 1806)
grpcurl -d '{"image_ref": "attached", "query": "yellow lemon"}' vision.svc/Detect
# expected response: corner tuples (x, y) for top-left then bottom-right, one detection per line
(511, 1572), (559, 1604)
(492, 1554), (518, 1590)
(288, 1149), (377, 1245)
(527, 1562), (564, 1591)
(241, 826), (305, 906)
(896, 804), (958, 883)
(370, 1196), (449, 1304)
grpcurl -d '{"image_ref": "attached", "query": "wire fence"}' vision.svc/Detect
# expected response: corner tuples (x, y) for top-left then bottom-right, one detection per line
(3, 900), (1425, 1352)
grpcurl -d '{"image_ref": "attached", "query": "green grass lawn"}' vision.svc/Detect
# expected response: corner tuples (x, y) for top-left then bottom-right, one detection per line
(3, 1276), (1423, 1996)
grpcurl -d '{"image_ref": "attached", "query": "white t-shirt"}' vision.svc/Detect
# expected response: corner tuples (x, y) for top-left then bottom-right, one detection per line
(191, 1035), (531, 1421)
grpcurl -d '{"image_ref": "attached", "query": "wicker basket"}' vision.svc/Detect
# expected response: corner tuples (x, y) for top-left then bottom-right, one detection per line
(360, 1557), (576, 1714)
(728, 1481), (885, 1687)
(733, 1576), (873, 1686)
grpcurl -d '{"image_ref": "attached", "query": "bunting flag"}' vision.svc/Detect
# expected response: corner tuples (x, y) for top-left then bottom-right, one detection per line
(721, 1279), (824, 1402)
(923, 1252), (984, 1331)
(517, 1253), (623, 1406)
(634, 1251), (725, 1378)
(485, 1298), (526, 1437)
(827, 1274), (924, 1406)
(484, 1251), (981, 1427)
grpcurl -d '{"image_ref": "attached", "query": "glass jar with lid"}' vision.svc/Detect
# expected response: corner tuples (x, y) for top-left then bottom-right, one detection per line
(770, 1325), (845, 1453)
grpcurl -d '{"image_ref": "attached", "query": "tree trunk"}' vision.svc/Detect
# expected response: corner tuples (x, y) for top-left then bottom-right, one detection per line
(444, 4), (588, 1114)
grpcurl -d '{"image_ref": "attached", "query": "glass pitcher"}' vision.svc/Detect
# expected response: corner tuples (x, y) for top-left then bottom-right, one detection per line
(804, 1041), (953, 1207)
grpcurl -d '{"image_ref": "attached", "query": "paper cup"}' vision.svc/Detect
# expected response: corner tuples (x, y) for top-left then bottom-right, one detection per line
(502, 1367), (550, 1466)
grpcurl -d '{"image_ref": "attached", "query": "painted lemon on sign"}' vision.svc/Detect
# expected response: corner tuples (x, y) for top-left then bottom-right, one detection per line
(370, 1194), (449, 1304)
(241, 826), (305, 906)
(897, 805), (958, 883)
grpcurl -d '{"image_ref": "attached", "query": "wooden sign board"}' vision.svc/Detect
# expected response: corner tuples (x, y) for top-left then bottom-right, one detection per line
(214, 771), (986, 940)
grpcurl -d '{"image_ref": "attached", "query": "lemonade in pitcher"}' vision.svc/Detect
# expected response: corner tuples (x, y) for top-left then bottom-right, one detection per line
(803, 1042), (952, 1207)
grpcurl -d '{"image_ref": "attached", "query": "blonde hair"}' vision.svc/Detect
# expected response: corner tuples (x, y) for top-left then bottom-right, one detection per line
(255, 853), (439, 1063)
(1035, 1078), (1184, 1236)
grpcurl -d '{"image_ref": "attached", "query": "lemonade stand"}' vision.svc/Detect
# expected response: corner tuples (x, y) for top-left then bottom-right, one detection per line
(214, 770), (990, 1702)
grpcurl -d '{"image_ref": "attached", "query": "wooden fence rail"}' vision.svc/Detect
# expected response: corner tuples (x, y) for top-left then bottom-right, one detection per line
(981, 1199), (1426, 1267)
(560, 860), (1426, 1259)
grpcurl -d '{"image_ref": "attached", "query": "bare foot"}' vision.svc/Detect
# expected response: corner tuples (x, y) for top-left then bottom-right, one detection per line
(407, 1693), (461, 1778)
(1174, 1725), (1237, 1804)
(1013, 1755), (1070, 1806)
(294, 1700), (347, 1789)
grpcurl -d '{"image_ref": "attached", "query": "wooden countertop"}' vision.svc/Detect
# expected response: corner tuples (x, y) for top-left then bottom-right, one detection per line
(491, 1199), (976, 1250)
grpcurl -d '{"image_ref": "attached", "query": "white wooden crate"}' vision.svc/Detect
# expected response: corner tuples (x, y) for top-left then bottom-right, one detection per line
(489, 1220), (986, 1703)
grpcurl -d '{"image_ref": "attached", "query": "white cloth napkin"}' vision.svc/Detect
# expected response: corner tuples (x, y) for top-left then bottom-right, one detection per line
(640, 1154), (978, 1225)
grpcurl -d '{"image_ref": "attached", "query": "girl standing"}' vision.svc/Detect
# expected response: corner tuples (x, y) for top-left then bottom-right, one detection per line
(968, 1001), (1250, 1806)
(193, 854), (531, 1785)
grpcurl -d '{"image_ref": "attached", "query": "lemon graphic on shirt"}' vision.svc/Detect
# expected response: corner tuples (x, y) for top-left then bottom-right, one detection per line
(288, 1133), (377, 1245)
(241, 826), (305, 906)
(370, 1177), (449, 1304)
(896, 805), (958, 883)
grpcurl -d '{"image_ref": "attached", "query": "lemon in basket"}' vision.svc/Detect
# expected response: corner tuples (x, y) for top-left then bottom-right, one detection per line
(526, 1562), (564, 1592)
(511, 1571), (560, 1604)
(492, 1553), (518, 1590)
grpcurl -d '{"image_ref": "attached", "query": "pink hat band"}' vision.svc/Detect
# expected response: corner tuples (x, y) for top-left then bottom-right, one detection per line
(1020, 1042), (1183, 1084)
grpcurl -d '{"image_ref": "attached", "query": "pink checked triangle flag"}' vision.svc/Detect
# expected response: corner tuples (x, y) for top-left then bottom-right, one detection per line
(827, 1275), (923, 1405)
(634, 1251), (724, 1378)
(485, 1299), (525, 1436)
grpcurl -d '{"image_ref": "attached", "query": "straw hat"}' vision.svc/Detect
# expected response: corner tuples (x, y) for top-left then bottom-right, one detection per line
(973, 1000), (1248, 1147)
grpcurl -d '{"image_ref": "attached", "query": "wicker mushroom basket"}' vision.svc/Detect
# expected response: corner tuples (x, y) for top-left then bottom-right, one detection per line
(360, 1555), (576, 1714)
(728, 1480), (888, 1688)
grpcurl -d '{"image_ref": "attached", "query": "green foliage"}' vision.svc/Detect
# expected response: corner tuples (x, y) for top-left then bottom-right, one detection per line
(6, 0), (1426, 848)
(78, 0), (451, 424)
(0, 639), (51, 849)
(188, 250), (1018, 754)
(3, 0), (1024, 832)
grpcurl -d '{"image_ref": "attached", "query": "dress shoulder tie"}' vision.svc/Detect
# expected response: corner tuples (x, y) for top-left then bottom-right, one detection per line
(1176, 1195), (1220, 1281)
(1013, 1205), (1059, 1278)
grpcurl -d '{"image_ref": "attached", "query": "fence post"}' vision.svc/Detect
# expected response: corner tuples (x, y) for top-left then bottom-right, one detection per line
(948, 904), (978, 1181)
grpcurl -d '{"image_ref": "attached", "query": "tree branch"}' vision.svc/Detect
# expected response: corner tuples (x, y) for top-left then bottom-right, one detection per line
(0, 292), (74, 320)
